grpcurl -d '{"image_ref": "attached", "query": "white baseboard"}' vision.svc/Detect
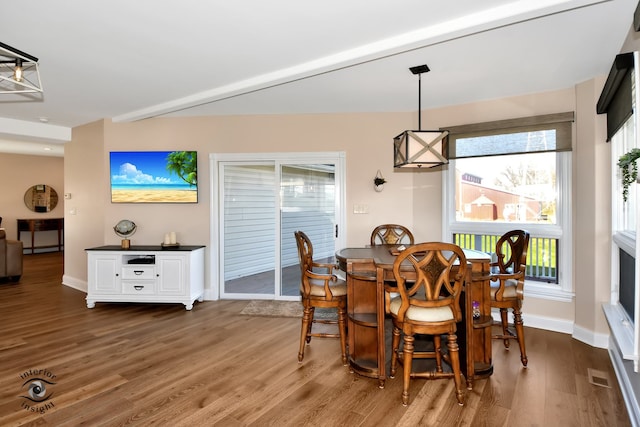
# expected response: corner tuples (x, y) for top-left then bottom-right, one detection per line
(491, 309), (573, 333)
(62, 275), (87, 293)
(491, 309), (608, 348)
(204, 288), (218, 301)
(608, 337), (640, 427)
(573, 323), (610, 349)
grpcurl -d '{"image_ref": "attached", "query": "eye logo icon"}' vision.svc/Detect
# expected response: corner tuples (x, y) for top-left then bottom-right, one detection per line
(18, 369), (57, 414)
(21, 378), (55, 403)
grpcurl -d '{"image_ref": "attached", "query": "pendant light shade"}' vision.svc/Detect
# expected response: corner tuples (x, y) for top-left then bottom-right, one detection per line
(0, 41), (43, 95)
(393, 64), (448, 168)
(393, 129), (449, 168)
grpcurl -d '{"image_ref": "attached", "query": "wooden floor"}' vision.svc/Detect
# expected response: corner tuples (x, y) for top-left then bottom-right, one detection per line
(0, 252), (631, 426)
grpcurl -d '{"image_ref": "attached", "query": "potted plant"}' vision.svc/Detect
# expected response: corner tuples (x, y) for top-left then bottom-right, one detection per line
(374, 171), (386, 192)
(618, 148), (640, 202)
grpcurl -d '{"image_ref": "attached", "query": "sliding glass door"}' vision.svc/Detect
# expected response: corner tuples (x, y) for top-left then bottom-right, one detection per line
(280, 164), (337, 297)
(214, 153), (344, 300)
(220, 163), (277, 297)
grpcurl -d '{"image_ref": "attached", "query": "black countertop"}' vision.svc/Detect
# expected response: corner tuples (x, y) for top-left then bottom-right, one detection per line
(86, 245), (205, 252)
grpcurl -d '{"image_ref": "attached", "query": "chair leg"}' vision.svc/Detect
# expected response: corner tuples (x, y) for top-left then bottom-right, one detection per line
(500, 308), (510, 349)
(306, 307), (315, 343)
(513, 308), (528, 367)
(401, 334), (415, 406)
(434, 335), (443, 373)
(447, 332), (465, 406)
(337, 305), (348, 366)
(390, 325), (401, 379)
(298, 306), (313, 362)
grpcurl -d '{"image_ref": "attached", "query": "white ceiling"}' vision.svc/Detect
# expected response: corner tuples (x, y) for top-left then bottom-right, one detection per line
(0, 0), (637, 156)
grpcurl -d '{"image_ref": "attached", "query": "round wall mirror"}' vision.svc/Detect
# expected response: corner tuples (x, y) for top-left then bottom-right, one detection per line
(24, 185), (59, 213)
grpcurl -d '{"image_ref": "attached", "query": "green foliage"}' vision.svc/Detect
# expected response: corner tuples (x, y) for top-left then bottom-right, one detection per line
(374, 177), (386, 186)
(166, 151), (197, 187)
(618, 148), (640, 202)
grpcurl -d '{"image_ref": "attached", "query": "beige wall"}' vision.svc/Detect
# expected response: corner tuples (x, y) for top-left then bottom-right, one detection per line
(575, 76), (611, 337)
(99, 112), (424, 247)
(62, 82), (613, 344)
(0, 153), (64, 250)
(62, 120), (106, 290)
(65, 112), (424, 293)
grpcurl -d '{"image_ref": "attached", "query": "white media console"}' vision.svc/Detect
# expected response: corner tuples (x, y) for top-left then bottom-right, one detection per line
(86, 245), (205, 310)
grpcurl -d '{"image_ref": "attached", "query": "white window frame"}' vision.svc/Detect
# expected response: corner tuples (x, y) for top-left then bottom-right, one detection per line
(443, 151), (574, 303)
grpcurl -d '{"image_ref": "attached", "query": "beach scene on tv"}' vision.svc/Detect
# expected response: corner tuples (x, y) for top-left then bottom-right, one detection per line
(110, 151), (198, 203)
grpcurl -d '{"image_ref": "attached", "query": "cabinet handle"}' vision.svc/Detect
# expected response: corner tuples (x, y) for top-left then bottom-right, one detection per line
(134, 285), (144, 291)
(134, 270), (144, 275)
(116, 273), (119, 277)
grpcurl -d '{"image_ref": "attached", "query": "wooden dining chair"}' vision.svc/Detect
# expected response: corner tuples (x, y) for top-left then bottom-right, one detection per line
(370, 224), (415, 246)
(294, 231), (348, 365)
(489, 229), (530, 367)
(388, 242), (467, 406)
(371, 224), (415, 314)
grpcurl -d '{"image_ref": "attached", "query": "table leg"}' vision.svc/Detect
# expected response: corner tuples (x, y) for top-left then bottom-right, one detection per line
(30, 223), (35, 254)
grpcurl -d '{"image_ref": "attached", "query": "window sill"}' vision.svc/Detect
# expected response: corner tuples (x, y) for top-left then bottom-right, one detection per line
(603, 302), (638, 366)
(525, 280), (574, 302)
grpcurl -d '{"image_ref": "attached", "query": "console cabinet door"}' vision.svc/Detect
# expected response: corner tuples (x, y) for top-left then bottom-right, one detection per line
(157, 255), (186, 295)
(89, 254), (119, 294)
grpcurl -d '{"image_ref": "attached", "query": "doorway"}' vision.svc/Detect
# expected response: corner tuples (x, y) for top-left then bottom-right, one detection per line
(210, 152), (345, 300)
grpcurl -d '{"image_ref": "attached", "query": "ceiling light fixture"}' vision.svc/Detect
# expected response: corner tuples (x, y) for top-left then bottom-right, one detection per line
(0, 41), (43, 94)
(393, 64), (448, 168)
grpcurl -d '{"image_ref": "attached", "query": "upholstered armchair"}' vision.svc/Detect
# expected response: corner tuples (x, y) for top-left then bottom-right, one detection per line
(0, 228), (23, 281)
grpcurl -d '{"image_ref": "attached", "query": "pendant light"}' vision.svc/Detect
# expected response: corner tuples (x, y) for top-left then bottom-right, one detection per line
(0, 41), (43, 94)
(393, 64), (448, 168)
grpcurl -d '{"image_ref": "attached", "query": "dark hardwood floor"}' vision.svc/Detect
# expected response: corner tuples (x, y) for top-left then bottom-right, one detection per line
(0, 252), (631, 426)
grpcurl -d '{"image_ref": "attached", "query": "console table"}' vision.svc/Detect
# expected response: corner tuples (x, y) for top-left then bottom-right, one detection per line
(85, 245), (205, 310)
(17, 218), (64, 254)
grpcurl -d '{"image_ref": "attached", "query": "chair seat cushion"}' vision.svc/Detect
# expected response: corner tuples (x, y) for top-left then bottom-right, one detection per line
(388, 297), (454, 322)
(489, 278), (518, 300)
(305, 278), (347, 297)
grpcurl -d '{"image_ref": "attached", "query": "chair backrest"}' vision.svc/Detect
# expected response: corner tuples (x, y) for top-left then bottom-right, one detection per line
(370, 224), (415, 246)
(294, 230), (313, 278)
(494, 230), (530, 275)
(391, 242), (467, 323)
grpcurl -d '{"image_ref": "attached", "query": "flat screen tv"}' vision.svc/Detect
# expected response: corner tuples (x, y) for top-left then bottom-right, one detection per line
(110, 151), (198, 203)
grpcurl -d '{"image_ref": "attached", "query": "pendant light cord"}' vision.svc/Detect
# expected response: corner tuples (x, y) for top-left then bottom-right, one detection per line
(417, 73), (422, 131)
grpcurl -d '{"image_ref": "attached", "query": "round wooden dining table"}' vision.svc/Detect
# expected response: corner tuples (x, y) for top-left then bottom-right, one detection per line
(335, 245), (493, 390)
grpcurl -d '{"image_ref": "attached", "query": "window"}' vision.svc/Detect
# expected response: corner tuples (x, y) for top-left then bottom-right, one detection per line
(613, 116), (637, 234)
(599, 51), (640, 370)
(612, 116), (638, 330)
(443, 113), (574, 301)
